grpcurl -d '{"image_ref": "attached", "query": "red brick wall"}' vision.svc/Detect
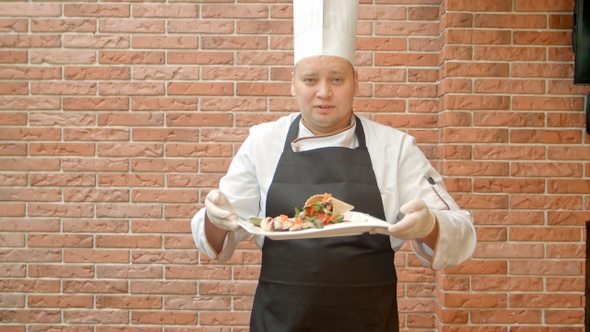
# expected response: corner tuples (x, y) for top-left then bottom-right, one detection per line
(0, 0), (588, 331)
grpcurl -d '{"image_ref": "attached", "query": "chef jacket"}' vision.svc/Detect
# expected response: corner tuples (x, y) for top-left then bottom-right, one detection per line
(191, 113), (476, 270)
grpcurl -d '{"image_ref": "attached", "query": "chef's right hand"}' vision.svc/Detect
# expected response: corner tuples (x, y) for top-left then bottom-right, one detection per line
(205, 190), (239, 231)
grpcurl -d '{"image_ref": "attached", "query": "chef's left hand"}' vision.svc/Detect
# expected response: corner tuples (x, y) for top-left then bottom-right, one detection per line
(374, 199), (436, 240)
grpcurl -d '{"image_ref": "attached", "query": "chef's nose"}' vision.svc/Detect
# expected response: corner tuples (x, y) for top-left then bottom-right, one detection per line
(316, 81), (331, 98)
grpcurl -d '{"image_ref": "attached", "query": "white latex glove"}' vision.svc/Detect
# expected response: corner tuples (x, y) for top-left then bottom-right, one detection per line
(384, 199), (436, 240)
(205, 189), (239, 231)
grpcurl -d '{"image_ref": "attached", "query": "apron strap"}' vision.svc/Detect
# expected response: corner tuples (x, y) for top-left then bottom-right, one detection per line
(283, 114), (367, 151)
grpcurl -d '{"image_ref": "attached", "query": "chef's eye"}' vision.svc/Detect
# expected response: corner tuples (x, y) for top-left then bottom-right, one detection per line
(332, 77), (343, 84)
(303, 78), (316, 84)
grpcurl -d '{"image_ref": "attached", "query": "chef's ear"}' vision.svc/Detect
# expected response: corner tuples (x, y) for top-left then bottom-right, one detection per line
(290, 69), (296, 97)
(354, 69), (359, 95)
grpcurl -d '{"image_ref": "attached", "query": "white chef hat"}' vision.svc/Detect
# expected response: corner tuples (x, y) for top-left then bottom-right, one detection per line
(293, 0), (359, 66)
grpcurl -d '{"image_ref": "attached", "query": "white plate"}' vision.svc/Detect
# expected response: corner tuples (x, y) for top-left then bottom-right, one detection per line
(237, 211), (391, 240)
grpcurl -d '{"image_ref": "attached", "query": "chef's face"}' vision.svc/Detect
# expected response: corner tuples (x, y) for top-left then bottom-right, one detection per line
(291, 56), (358, 135)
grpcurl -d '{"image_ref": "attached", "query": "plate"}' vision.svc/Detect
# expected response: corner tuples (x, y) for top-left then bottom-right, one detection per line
(237, 211), (391, 240)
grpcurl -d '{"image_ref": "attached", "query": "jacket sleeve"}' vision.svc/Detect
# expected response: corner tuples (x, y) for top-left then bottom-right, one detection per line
(190, 132), (262, 262)
(411, 209), (476, 270)
(363, 117), (476, 270)
(190, 116), (290, 262)
(396, 137), (476, 270)
(191, 207), (251, 262)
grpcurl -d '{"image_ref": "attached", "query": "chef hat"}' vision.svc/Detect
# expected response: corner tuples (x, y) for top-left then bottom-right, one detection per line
(293, 0), (359, 66)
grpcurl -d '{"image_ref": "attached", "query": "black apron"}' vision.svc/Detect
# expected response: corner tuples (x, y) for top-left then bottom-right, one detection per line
(250, 115), (399, 332)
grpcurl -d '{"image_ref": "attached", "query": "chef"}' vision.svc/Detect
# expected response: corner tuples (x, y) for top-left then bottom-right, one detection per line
(191, 0), (476, 331)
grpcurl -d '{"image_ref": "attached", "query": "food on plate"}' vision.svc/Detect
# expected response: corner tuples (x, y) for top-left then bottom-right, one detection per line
(249, 193), (354, 232)
(260, 214), (317, 232)
(303, 193), (354, 223)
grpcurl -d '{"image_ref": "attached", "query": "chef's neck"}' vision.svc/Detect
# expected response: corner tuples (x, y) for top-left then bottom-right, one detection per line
(300, 114), (356, 137)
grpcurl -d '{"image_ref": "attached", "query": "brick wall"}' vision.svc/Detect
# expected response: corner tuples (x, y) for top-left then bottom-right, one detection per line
(0, 0), (588, 331)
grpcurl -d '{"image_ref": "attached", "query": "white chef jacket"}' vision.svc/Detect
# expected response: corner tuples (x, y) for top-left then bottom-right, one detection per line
(191, 113), (476, 271)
